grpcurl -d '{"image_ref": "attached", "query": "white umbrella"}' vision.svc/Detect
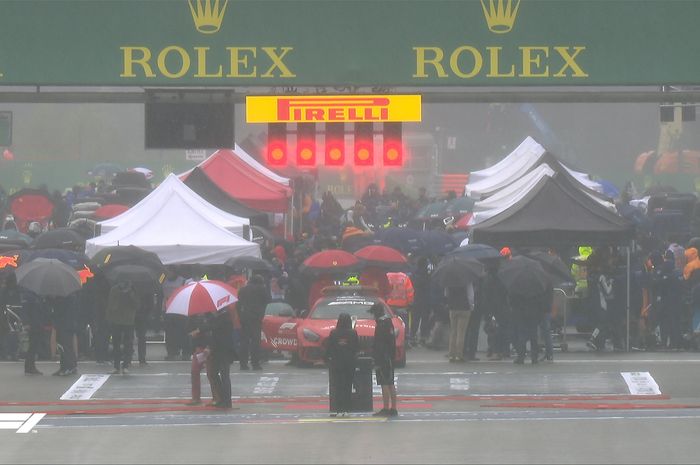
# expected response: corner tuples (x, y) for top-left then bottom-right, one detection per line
(165, 280), (238, 317)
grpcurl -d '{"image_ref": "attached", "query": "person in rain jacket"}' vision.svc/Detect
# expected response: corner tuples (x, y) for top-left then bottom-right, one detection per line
(236, 274), (270, 371)
(324, 313), (359, 416)
(684, 247), (700, 335)
(105, 281), (140, 375)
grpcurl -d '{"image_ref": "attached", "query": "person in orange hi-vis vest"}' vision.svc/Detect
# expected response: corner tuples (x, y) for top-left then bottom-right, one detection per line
(386, 272), (414, 330)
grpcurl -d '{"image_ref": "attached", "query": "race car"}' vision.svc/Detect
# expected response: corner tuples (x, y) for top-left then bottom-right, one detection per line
(261, 300), (299, 354)
(295, 288), (406, 367)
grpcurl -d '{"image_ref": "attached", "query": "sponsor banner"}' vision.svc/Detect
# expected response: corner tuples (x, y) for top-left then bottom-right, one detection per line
(0, 1), (699, 86)
(246, 95), (422, 123)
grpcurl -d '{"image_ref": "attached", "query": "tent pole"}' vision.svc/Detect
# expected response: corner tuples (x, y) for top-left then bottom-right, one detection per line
(626, 242), (632, 352)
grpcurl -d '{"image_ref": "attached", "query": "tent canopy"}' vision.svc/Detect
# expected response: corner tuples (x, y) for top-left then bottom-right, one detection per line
(183, 167), (267, 219)
(470, 173), (634, 247)
(85, 183), (260, 265)
(182, 148), (292, 213)
(465, 137), (602, 200)
(99, 174), (250, 239)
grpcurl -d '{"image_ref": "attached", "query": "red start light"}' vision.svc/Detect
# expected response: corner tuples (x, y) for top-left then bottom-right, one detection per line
(267, 123), (288, 166)
(267, 142), (287, 166)
(296, 139), (316, 166)
(354, 122), (374, 166)
(382, 122), (403, 166)
(325, 123), (345, 166)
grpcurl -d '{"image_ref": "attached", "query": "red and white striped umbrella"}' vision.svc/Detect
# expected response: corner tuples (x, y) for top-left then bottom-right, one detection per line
(165, 280), (238, 317)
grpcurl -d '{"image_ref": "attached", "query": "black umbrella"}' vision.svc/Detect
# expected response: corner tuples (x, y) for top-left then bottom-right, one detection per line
(225, 256), (274, 273)
(90, 245), (165, 281)
(448, 243), (501, 261)
(525, 250), (573, 285)
(431, 256), (485, 288)
(25, 248), (90, 270)
(104, 264), (161, 294)
(15, 258), (82, 297)
(32, 228), (85, 250)
(497, 255), (550, 298)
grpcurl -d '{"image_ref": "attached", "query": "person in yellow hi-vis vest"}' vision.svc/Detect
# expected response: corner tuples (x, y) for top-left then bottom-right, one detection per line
(386, 272), (414, 331)
(571, 246), (592, 298)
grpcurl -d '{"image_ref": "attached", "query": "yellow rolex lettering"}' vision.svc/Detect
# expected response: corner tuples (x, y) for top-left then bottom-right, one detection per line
(261, 47), (296, 78)
(157, 46), (190, 79)
(413, 47), (447, 78)
(554, 46), (588, 77)
(450, 46), (482, 79)
(120, 46), (155, 78)
(520, 46), (549, 77)
(226, 47), (257, 78)
(486, 46), (515, 78)
(194, 47), (223, 78)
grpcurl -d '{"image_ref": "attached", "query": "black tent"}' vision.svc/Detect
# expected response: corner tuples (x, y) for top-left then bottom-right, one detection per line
(471, 173), (634, 247)
(183, 167), (268, 222)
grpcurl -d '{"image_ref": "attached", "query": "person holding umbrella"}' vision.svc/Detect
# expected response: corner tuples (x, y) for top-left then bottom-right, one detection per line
(105, 280), (141, 374)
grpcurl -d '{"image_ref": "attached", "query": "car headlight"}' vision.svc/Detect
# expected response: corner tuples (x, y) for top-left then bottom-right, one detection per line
(302, 328), (321, 342)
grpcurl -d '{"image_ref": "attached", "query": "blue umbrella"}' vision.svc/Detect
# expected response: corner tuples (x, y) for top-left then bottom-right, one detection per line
(420, 230), (458, 257)
(375, 227), (425, 255)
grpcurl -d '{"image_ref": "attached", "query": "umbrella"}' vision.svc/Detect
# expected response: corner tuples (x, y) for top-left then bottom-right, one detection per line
(375, 227), (425, 255)
(340, 232), (379, 253)
(104, 264), (161, 293)
(25, 248), (90, 270)
(431, 256), (485, 288)
(420, 230), (458, 256)
(165, 280), (238, 317)
(225, 256), (274, 272)
(299, 249), (360, 275)
(0, 230), (33, 248)
(354, 245), (409, 270)
(88, 162), (123, 179)
(448, 243), (501, 261)
(497, 255), (550, 298)
(15, 258), (82, 297)
(129, 167), (154, 180)
(90, 245), (166, 282)
(415, 201), (450, 221)
(32, 228), (85, 250)
(524, 250), (573, 285)
(444, 196), (476, 216)
(93, 204), (129, 220)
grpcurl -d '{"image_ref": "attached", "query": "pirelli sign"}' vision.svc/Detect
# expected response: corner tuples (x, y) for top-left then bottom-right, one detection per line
(246, 95), (422, 123)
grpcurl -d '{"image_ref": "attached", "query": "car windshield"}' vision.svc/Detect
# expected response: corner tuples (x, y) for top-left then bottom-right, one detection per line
(310, 299), (379, 320)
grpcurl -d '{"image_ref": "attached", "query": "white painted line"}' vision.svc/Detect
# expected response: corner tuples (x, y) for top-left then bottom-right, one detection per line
(0, 414), (31, 422)
(621, 372), (661, 395)
(0, 423), (24, 429)
(60, 374), (111, 401)
(0, 413), (46, 433)
(16, 413), (46, 433)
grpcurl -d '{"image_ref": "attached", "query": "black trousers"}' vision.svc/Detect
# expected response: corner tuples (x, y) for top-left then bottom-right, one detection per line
(134, 318), (148, 363)
(24, 328), (42, 372)
(111, 324), (134, 369)
(56, 327), (77, 372)
(210, 356), (232, 407)
(164, 314), (189, 358)
(329, 364), (355, 413)
(239, 319), (262, 367)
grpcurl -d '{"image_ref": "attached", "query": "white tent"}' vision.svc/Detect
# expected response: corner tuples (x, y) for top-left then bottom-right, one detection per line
(99, 174), (251, 239)
(85, 188), (261, 265)
(472, 164), (557, 212)
(467, 136), (542, 184)
(465, 137), (602, 200)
